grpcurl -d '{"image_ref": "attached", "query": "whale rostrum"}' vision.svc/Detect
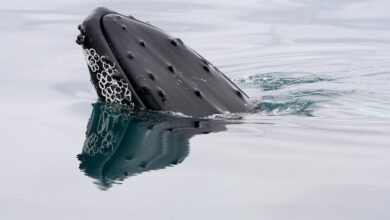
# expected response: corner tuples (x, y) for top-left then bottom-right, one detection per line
(77, 7), (251, 117)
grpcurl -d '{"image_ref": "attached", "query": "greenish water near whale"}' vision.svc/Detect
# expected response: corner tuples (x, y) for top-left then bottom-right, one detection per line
(1, 0), (390, 219)
(78, 102), (227, 190)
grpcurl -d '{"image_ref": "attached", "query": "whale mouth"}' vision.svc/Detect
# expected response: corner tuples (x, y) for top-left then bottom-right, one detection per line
(77, 7), (251, 117)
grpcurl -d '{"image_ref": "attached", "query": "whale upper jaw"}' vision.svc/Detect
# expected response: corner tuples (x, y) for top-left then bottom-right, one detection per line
(77, 7), (251, 117)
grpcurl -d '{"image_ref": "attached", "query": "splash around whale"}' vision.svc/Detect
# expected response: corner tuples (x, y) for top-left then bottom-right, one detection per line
(76, 7), (251, 117)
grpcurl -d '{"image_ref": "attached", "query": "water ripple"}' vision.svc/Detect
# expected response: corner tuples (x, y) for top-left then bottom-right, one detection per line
(234, 72), (334, 91)
(231, 72), (346, 116)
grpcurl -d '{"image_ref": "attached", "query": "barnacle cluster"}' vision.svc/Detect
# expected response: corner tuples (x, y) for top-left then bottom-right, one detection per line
(83, 48), (132, 105)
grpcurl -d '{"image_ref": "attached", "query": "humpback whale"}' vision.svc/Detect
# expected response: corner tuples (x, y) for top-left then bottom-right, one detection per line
(76, 7), (251, 117)
(78, 102), (226, 190)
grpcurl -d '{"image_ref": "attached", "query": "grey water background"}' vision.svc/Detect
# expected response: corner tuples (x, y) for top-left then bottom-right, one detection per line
(1, 0), (390, 219)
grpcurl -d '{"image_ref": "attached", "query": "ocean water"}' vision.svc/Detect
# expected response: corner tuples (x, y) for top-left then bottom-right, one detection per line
(1, 0), (390, 219)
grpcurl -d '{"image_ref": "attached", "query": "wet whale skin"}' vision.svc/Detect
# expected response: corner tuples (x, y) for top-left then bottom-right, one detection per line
(77, 7), (251, 117)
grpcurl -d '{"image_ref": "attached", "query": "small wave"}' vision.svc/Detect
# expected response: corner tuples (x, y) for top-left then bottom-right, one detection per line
(205, 112), (245, 120)
(253, 90), (348, 116)
(234, 72), (334, 91)
(232, 72), (346, 116)
(256, 99), (317, 116)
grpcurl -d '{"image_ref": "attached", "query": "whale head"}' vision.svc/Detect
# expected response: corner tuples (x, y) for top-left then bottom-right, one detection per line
(76, 7), (251, 117)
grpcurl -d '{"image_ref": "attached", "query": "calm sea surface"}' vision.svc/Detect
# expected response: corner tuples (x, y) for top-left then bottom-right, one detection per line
(1, 0), (389, 219)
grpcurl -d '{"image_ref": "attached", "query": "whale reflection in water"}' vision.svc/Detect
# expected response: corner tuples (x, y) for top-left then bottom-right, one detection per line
(77, 102), (227, 190)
